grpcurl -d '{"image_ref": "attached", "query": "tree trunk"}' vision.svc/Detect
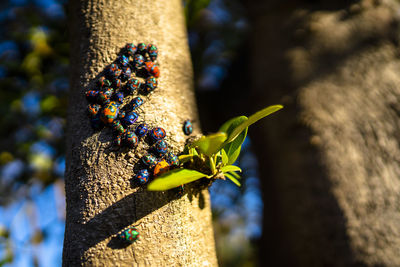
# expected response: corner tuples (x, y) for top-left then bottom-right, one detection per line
(245, 0), (400, 265)
(63, 0), (218, 266)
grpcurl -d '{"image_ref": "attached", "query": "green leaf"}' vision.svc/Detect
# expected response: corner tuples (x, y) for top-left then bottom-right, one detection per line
(147, 168), (208, 191)
(225, 173), (241, 187)
(219, 116), (248, 165)
(178, 154), (193, 164)
(221, 165), (242, 173)
(191, 132), (227, 156)
(228, 171), (241, 179)
(225, 146), (242, 165)
(219, 116), (248, 133)
(190, 147), (198, 156)
(226, 105), (283, 143)
(221, 149), (228, 165)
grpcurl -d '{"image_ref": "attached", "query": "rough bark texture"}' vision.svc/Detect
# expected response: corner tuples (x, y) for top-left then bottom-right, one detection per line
(63, 1), (218, 266)
(245, 0), (400, 265)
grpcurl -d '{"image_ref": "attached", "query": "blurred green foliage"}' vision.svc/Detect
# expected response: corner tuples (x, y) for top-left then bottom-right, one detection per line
(0, 0), (258, 266)
(0, 0), (68, 265)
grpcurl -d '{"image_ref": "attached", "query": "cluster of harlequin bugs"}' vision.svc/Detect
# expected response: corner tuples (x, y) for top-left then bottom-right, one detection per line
(86, 42), (160, 148)
(85, 43), (195, 244)
(135, 126), (181, 185)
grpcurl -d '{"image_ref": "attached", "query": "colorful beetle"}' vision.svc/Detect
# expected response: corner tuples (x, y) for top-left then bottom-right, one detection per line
(121, 67), (131, 80)
(87, 103), (101, 117)
(153, 140), (168, 156)
(113, 79), (122, 90)
(136, 169), (150, 184)
(130, 97), (144, 110)
(123, 112), (139, 126)
(149, 127), (166, 141)
(114, 134), (122, 147)
(114, 91), (124, 104)
(126, 78), (141, 94)
(118, 110), (126, 119)
(111, 119), (125, 135)
(125, 43), (137, 57)
(183, 120), (193, 135)
(125, 131), (139, 148)
(145, 76), (157, 93)
(141, 154), (158, 168)
(147, 44), (158, 61)
(119, 54), (129, 67)
(137, 42), (147, 55)
(153, 160), (170, 177)
(98, 76), (112, 88)
(117, 226), (139, 243)
(144, 61), (160, 78)
(97, 89), (113, 105)
(100, 101), (119, 125)
(165, 151), (179, 167)
(135, 123), (148, 138)
(134, 54), (145, 68)
(86, 90), (99, 102)
(108, 63), (122, 80)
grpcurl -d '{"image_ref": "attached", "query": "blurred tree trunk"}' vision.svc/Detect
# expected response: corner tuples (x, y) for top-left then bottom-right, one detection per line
(244, 0), (400, 265)
(63, 0), (218, 266)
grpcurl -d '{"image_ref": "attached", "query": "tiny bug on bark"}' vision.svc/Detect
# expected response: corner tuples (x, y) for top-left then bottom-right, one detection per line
(183, 120), (193, 135)
(149, 127), (166, 141)
(136, 169), (150, 184)
(117, 226), (140, 244)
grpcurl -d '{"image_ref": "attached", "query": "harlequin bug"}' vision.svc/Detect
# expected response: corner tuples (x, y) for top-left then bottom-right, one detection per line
(98, 76), (112, 88)
(165, 151), (179, 167)
(111, 119), (125, 135)
(113, 79), (122, 90)
(135, 123), (148, 138)
(108, 63), (122, 80)
(114, 134), (122, 147)
(125, 43), (137, 57)
(130, 97), (144, 110)
(126, 78), (141, 95)
(153, 140), (168, 156)
(134, 54), (145, 68)
(125, 131), (139, 148)
(87, 103), (101, 117)
(137, 43), (147, 55)
(119, 54), (129, 67)
(136, 169), (150, 184)
(147, 44), (158, 61)
(100, 101), (119, 125)
(117, 226), (139, 243)
(153, 160), (170, 177)
(149, 127), (166, 141)
(144, 76), (157, 93)
(122, 112), (139, 126)
(121, 67), (131, 81)
(97, 89), (113, 105)
(118, 110), (126, 119)
(114, 91), (124, 104)
(144, 61), (160, 78)
(183, 120), (193, 135)
(141, 154), (158, 168)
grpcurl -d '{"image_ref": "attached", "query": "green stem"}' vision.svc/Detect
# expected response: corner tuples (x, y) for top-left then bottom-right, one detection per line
(209, 156), (216, 175)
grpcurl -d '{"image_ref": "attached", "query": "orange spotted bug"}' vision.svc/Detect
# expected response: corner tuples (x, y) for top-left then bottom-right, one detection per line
(153, 160), (170, 177)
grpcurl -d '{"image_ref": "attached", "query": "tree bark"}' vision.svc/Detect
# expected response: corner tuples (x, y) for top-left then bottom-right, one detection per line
(244, 0), (400, 265)
(63, 0), (218, 266)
